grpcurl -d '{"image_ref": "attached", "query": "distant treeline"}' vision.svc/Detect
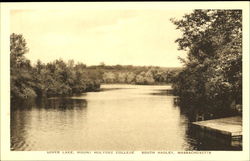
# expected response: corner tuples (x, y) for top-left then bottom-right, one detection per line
(91, 65), (181, 85)
(10, 33), (180, 99)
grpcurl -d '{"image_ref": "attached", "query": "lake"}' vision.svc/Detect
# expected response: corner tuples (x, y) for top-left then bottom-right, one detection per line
(11, 84), (240, 151)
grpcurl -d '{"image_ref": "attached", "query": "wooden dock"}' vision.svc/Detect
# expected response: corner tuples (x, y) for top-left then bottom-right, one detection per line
(191, 116), (242, 147)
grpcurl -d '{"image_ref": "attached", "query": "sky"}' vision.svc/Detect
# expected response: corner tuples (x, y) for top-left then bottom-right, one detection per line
(11, 9), (191, 67)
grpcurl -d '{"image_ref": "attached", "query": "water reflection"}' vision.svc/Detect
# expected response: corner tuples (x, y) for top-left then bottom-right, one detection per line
(11, 97), (88, 151)
(11, 97), (87, 110)
(177, 102), (242, 150)
(11, 84), (240, 151)
(185, 124), (242, 150)
(150, 89), (174, 96)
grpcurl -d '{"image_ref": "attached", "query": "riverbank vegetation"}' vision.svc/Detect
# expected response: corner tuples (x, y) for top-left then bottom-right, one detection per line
(95, 64), (180, 85)
(11, 33), (101, 99)
(10, 33), (180, 100)
(171, 10), (242, 118)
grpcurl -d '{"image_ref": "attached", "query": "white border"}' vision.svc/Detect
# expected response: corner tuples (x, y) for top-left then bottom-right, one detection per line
(1, 2), (249, 161)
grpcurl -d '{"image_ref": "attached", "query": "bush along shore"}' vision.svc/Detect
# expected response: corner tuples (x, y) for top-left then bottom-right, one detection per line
(171, 10), (242, 120)
(10, 33), (180, 100)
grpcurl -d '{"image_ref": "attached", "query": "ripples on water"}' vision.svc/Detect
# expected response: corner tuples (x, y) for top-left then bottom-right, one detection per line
(11, 84), (240, 151)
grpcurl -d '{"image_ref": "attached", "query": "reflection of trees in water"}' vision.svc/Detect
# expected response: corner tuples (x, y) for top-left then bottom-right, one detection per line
(150, 89), (174, 96)
(11, 97), (88, 151)
(46, 98), (88, 110)
(175, 97), (240, 122)
(99, 87), (127, 92)
(11, 98), (37, 110)
(11, 97), (88, 111)
(175, 98), (242, 151)
(11, 107), (29, 150)
(185, 123), (242, 151)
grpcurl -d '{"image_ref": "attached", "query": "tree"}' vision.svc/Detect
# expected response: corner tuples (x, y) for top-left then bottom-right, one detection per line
(126, 72), (136, 84)
(10, 33), (37, 99)
(10, 33), (101, 99)
(171, 10), (242, 115)
(103, 72), (116, 83)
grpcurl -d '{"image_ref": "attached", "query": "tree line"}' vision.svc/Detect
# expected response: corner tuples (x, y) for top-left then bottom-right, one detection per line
(171, 10), (242, 118)
(100, 65), (180, 85)
(10, 33), (180, 100)
(11, 33), (101, 99)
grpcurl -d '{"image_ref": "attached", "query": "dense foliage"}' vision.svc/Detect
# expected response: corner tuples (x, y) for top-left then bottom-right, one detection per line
(97, 65), (180, 85)
(10, 33), (37, 99)
(10, 33), (101, 99)
(10, 33), (180, 100)
(171, 10), (242, 116)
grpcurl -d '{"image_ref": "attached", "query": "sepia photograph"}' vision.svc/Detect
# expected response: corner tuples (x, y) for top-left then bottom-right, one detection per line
(0, 2), (249, 161)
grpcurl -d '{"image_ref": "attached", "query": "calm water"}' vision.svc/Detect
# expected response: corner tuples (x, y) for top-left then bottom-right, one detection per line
(11, 84), (239, 151)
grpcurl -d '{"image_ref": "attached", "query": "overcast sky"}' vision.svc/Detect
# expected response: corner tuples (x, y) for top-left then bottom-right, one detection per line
(11, 9), (191, 67)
